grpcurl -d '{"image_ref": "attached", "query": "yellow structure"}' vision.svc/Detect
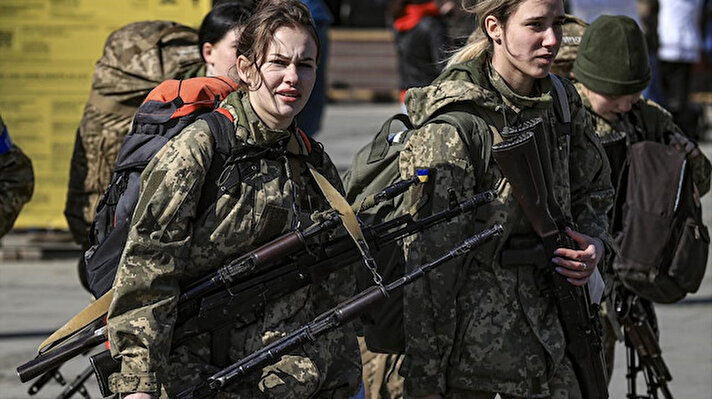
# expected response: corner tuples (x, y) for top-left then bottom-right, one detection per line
(0, 0), (211, 229)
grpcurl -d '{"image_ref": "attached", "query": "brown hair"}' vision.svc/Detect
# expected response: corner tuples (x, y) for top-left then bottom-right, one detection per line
(447, 0), (524, 67)
(235, 0), (319, 89)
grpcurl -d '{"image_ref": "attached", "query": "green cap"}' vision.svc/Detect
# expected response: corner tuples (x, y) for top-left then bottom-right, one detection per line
(572, 15), (650, 95)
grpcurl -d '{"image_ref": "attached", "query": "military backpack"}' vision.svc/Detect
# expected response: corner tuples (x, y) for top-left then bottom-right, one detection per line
(66, 20), (203, 247)
(612, 140), (710, 303)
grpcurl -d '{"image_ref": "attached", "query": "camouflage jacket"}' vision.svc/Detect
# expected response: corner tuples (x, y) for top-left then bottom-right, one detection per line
(576, 82), (711, 197)
(0, 116), (34, 237)
(397, 56), (614, 397)
(106, 90), (360, 397)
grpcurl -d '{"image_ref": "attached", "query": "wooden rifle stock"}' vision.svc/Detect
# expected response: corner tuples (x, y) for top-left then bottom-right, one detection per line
(492, 120), (609, 399)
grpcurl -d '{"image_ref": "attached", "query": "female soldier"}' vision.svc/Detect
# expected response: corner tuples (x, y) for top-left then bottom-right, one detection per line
(196, 1), (252, 78)
(106, 1), (361, 398)
(569, 14), (711, 381)
(395, 0), (613, 398)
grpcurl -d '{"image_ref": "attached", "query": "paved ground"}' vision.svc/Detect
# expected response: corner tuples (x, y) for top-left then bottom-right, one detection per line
(1, 103), (711, 398)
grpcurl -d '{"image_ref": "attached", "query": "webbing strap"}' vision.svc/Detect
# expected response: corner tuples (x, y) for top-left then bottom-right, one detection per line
(308, 165), (383, 285)
(37, 292), (112, 354)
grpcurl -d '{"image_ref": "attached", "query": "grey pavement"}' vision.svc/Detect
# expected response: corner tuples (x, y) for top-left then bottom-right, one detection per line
(1, 103), (711, 398)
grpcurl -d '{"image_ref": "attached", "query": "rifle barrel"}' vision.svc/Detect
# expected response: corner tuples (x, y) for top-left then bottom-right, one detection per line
(178, 225), (503, 399)
(17, 328), (106, 383)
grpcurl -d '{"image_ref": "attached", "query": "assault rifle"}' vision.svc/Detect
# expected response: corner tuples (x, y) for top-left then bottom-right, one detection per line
(178, 225), (503, 399)
(17, 177), (496, 388)
(492, 118), (609, 399)
(614, 288), (673, 399)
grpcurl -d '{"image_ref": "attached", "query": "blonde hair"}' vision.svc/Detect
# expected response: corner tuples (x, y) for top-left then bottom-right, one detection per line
(447, 0), (524, 67)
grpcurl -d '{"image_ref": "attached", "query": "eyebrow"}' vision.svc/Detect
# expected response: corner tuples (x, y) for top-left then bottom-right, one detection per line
(268, 53), (315, 62)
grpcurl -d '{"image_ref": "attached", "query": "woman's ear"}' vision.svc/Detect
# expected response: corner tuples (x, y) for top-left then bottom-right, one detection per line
(202, 42), (214, 64)
(484, 15), (502, 44)
(236, 55), (256, 89)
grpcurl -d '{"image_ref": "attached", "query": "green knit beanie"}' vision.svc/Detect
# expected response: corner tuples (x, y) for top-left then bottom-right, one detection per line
(572, 15), (651, 95)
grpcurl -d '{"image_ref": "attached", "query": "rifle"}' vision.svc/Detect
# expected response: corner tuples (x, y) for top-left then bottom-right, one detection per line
(27, 366), (67, 397)
(177, 225), (503, 399)
(492, 118), (609, 399)
(17, 177), (496, 385)
(56, 365), (93, 399)
(614, 288), (673, 399)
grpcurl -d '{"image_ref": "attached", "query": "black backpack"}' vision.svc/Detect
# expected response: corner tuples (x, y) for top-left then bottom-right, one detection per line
(612, 140), (710, 303)
(83, 77), (239, 299)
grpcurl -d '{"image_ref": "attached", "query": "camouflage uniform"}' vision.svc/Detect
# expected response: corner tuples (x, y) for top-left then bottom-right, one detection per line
(551, 15), (587, 78)
(576, 84), (712, 379)
(106, 90), (361, 398)
(359, 337), (404, 399)
(0, 115), (34, 238)
(396, 55), (614, 398)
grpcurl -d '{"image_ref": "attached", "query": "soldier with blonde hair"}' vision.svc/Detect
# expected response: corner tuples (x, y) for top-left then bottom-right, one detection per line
(393, 0), (614, 397)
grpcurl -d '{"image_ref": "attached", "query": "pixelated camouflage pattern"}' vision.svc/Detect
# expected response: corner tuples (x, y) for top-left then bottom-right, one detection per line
(359, 337), (404, 399)
(396, 56), (613, 397)
(107, 90), (361, 398)
(551, 14), (588, 78)
(576, 83), (711, 196)
(0, 116), (34, 238)
(65, 21), (202, 246)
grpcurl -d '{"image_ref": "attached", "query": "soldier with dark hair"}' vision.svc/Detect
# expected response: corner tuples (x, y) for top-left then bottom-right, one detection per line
(195, 1), (252, 78)
(0, 114), (34, 238)
(106, 1), (361, 398)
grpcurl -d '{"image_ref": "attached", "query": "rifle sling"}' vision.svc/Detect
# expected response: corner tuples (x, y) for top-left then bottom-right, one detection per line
(308, 165), (377, 281)
(37, 292), (112, 354)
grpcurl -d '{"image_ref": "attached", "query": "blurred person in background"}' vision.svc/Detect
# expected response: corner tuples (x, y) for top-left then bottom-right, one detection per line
(0, 113), (34, 239)
(637, 0), (664, 105)
(391, 0), (448, 112)
(658, 0), (705, 140)
(297, 0), (333, 136)
(437, 0), (478, 51)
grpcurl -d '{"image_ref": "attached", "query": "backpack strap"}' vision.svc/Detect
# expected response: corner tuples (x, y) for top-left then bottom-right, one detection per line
(549, 74), (571, 124)
(549, 74), (572, 139)
(197, 109), (241, 215)
(368, 114), (414, 163)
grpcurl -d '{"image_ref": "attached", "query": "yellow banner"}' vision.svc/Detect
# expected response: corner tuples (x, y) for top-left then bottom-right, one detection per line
(0, 0), (211, 229)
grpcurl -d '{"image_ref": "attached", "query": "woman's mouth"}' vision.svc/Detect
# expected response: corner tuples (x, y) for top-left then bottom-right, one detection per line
(277, 90), (300, 103)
